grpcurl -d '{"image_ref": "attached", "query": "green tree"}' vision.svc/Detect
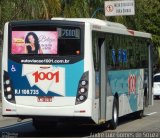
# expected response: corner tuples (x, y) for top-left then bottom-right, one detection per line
(0, 0), (61, 29)
(134, 0), (160, 69)
(63, 0), (89, 18)
(0, 0), (159, 68)
(89, 0), (105, 18)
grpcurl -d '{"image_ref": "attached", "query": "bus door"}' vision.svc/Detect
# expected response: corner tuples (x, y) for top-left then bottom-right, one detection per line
(98, 38), (107, 124)
(93, 32), (107, 124)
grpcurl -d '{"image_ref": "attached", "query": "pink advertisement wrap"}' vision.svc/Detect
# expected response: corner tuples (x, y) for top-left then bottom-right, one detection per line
(12, 31), (58, 54)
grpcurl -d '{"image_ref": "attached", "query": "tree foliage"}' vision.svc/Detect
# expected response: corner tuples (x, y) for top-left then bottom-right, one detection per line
(135, 0), (160, 45)
(134, 0), (160, 68)
(0, 0), (160, 65)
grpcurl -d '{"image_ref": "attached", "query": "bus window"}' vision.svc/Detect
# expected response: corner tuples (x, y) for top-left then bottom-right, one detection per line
(92, 32), (100, 71)
(11, 26), (81, 56)
(105, 34), (113, 70)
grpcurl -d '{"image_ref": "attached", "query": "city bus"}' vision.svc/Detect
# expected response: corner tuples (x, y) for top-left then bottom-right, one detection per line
(1, 18), (153, 129)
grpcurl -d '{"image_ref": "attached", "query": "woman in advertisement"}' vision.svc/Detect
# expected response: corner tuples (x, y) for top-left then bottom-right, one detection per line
(25, 32), (43, 54)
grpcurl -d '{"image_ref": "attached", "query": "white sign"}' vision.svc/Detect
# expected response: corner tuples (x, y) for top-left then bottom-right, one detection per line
(22, 64), (65, 95)
(104, 0), (135, 16)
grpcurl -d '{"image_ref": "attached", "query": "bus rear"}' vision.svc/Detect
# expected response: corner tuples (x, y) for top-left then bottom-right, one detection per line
(1, 20), (92, 125)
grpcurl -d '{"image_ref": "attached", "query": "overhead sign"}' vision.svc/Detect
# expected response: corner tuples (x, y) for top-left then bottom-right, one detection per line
(104, 0), (135, 16)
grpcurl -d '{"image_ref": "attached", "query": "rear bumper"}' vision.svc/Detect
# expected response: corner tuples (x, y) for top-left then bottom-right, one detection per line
(153, 89), (160, 96)
(2, 99), (92, 117)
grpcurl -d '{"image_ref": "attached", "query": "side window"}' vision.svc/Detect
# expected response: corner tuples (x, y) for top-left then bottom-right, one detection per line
(105, 33), (149, 70)
(114, 35), (119, 68)
(135, 38), (140, 67)
(128, 36), (134, 68)
(106, 34), (128, 70)
(106, 34), (124, 69)
(121, 35), (128, 69)
(116, 35), (125, 69)
(106, 34), (114, 69)
(92, 32), (99, 71)
(127, 37), (148, 69)
(139, 38), (148, 68)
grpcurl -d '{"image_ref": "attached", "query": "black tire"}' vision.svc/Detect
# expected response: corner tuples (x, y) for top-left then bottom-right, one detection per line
(135, 110), (144, 119)
(109, 98), (118, 130)
(155, 96), (160, 99)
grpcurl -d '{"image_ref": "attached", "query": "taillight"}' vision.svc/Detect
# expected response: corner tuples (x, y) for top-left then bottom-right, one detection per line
(3, 71), (15, 103)
(75, 71), (89, 105)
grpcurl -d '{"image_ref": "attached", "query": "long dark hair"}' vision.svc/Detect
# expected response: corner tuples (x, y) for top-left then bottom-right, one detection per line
(25, 32), (40, 51)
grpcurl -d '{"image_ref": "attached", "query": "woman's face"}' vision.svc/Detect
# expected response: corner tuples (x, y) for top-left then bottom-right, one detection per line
(28, 35), (35, 44)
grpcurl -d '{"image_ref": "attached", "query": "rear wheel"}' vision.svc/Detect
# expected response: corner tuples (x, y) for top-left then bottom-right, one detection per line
(135, 110), (144, 119)
(154, 96), (160, 99)
(109, 98), (118, 130)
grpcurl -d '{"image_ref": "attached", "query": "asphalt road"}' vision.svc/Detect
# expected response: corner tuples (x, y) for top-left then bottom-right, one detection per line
(0, 99), (160, 138)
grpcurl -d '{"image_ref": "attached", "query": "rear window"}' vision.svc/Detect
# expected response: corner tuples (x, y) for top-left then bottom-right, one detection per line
(153, 75), (160, 82)
(11, 26), (81, 56)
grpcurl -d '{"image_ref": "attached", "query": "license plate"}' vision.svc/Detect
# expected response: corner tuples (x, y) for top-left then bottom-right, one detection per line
(37, 97), (52, 102)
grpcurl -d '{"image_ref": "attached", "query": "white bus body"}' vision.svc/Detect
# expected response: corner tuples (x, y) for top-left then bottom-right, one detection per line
(1, 18), (152, 129)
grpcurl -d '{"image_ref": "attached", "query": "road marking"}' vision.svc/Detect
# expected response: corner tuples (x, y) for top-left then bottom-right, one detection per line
(0, 120), (32, 130)
(145, 112), (157, 116)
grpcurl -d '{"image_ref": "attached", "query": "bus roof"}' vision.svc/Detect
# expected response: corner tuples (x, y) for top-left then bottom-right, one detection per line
(51, 17), (126, 29)
(51, 17), (152, 39)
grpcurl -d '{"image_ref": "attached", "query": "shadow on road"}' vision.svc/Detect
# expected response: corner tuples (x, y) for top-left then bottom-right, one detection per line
(0, 115), (146, 138)
(1, 100), (159, 138)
